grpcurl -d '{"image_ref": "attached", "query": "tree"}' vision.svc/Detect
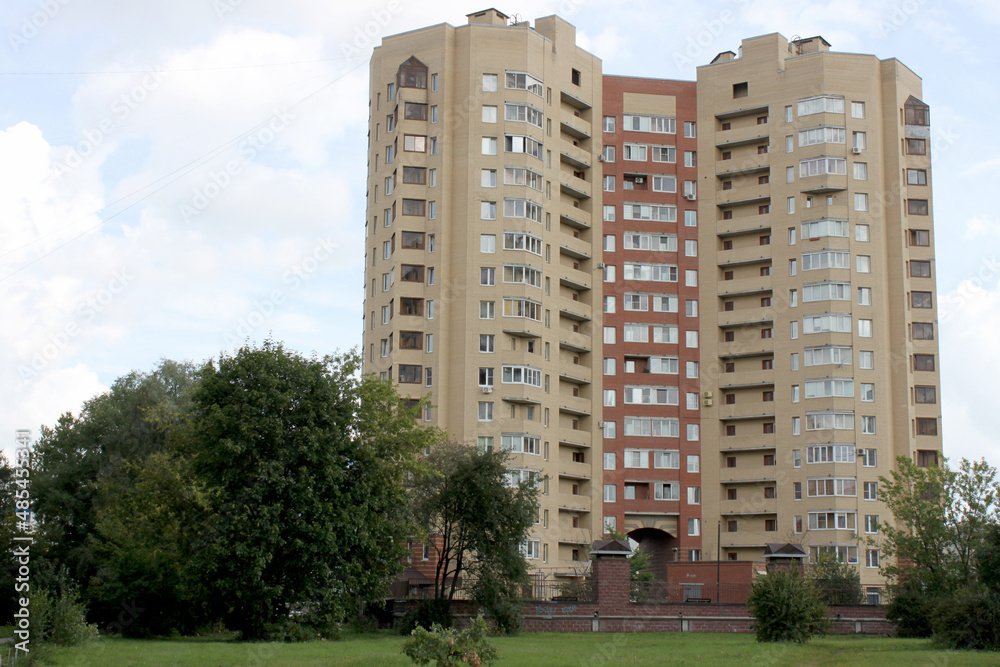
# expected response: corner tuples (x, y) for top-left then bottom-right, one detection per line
(872, 456), (1000, 642)
(410, 442), (539, 634)
(746, 568), (830, 643)
(30, 360), (199, 621)
(190, 342), (433, 639)
(88, 452), (209, 636)
(808, 551), (862, 605)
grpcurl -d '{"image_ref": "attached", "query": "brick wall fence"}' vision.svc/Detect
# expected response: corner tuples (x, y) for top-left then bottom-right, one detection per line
(395, 556), (895, 635)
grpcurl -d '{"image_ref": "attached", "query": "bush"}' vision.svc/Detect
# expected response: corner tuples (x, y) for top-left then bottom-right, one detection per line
(809, 552), (862, 605)
(886, 578), (934, 638)
(402, 615), (498, 666)
(398, 598), (454, 635)
(747, 568), (830, 643)
(32, 587), (99, 647)
(930, 587), (1000, 651)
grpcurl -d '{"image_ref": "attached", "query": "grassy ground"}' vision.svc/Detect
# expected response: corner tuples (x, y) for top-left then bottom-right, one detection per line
(35, 631), (998, 666)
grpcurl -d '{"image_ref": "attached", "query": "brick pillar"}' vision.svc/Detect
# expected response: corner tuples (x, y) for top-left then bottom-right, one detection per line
(594, 555), (630, 617)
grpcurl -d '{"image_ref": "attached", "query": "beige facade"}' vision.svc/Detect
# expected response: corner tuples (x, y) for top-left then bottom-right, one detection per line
(363, 9), (604, 579)
(696, 34), (942, 584)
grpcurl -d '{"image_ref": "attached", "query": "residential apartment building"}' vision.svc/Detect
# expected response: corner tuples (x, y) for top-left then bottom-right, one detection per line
(696, 34), (942, 584)
(363, 9), (604, 580)
(364, 12), (942, 588)
(599, 76), (703, 568)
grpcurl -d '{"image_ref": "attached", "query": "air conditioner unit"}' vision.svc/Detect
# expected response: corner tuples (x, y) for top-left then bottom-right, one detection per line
(634, 176), (645, 184)
(598, 155), (605, 162)
(684, 193), (697, 200)
(481, 386), (493, 393)
(852, 147), (862, 154)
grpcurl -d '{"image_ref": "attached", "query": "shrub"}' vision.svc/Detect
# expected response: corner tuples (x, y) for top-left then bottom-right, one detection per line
(32, 587), (99, 647)
(809, 552), (862, 605)
(398, 598), (454, 635)
(402, 615), (498, 666)
(886, 577), (935, 638)
(747, 568), (830, 643)
(930, 587), (1000, 651)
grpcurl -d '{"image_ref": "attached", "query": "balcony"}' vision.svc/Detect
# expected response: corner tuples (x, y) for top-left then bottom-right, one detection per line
(558, 397), (592, 416)
(716, 216), (772, 238)
(715, 126), (770, 150)
(716, 183), (771, 208)
(718, 370), (774, 389)
(559, 306), (591, 323)
(719, 404), (776, 421)
(716, 276), (772, 297)
(559, 274), (591, 291)
(559, 368), (592, 385)
(560, 178), (591, 200)
(559, 435), (591, 449)
(560, 89), (592, 110)
(718, 245), (773, 268)
(718, 308), (774, 329)
(559, 240), (592, 261)
(560, 117), (592, 140)
(559, 338), (591, 354)
(799, 173), (848, 194)
(715, 104), (770, 121)
(560, 211), (591, 230)
(560, 144), (592, 170)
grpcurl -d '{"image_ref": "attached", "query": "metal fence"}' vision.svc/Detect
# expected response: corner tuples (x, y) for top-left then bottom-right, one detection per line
(628, 582), (889, 606)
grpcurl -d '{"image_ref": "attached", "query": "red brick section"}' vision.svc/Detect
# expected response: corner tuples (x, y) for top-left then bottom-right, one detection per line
(395, 556), (894, 634)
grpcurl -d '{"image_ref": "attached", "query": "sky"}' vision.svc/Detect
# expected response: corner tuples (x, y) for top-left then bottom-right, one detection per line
(1, 0), (997, 470)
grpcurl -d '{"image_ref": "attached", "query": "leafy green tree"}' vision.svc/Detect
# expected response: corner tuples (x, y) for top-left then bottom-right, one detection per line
(88, 452), (209, 636)
(808, 552), (862, 605)
(747, 568), (830, 643)
(191, 342), (432, 639)
(31, 360), (199, 616)
(410, 442), (539, 634)
(872, 456), (1000, 637)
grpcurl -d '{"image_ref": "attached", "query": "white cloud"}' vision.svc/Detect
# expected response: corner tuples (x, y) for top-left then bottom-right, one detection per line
(963, 216), (1000, 240)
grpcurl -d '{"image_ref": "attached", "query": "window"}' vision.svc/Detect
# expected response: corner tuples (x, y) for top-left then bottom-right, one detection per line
(915, 385), (937, 404)
(798, 95), (844, 116)
(798, 126), (846, 147)
(866, 549), (880, 568)
(506, 71), (543, 96)
(860, 383), (875, 402)
(862, 416), (876, 434)
(861, 448), (877, 467)
(601, 145), (615, 162)
(906, 138), (926, 155)
(733, 82), (748, 98)
(864, 482), (878, 500)
(603, 175), (615, 192)
(502, 297), (541, 321)
(907, 199), (929, 216)
(687, 487), (700, 505)
(854, 193), (869, 211)
(504, 134), (543, 159)
(806, 411), (855, 431)
(856, 255), (871, 273)
(911, 291), (933, 308)
(403, 166), (426, 184)
(481, 137), (497, 156)
(479, 301), (495, 319)
(916, 418), (938, 436)
(480, 267), (495, 286)
(913, 354), (935, 371)
(909, 229), (930, 247)
(478, 402), (493, 421)
(403, 134), (426, 152)
(853, 131), (866, 150)
(807, 477), (857, 497)
(403, 102), (427, 120)
(905, 98), (930, 125)
(851, 101), (865, 118)
(623, 114), (676, 133)
(603, 115), (615, 132)
(402, 198), (425, 216)
(684, 151), (696, 167)
(853, 162), (867, 180)
(684, 121), (696, 138)
(907, 168), (928, 185)
(480, 334), (494, 353)
(859, 351), (874, 369)
(688, 519), (701, 536)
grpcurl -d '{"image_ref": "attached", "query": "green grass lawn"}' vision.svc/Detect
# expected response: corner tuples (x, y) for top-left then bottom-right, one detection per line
(36, 631), (998, 666)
